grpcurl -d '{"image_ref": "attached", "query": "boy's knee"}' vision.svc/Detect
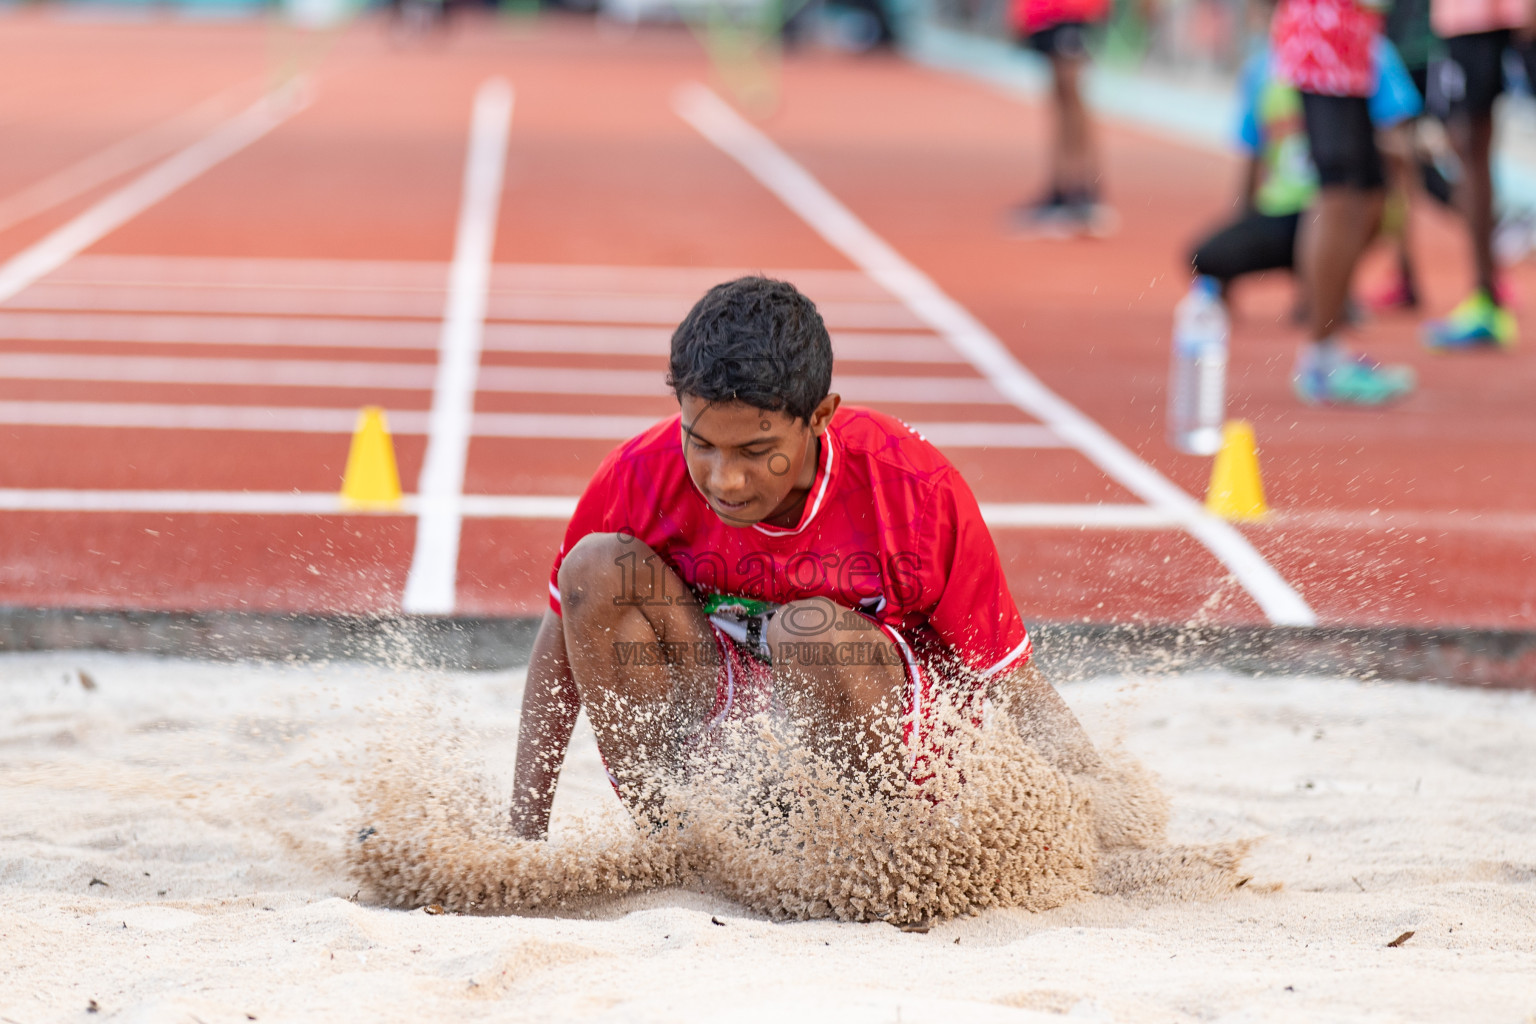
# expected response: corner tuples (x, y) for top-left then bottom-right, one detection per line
(767, 597), (846, 646)
(557, 532), (655, 617)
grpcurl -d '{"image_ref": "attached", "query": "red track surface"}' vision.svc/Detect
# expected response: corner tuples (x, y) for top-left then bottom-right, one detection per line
(0, 12), (1532, 629)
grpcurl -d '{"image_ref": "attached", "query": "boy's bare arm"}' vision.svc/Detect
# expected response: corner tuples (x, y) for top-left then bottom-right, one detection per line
(509, 610), (581, 841)
(990, 659), (1103, 776)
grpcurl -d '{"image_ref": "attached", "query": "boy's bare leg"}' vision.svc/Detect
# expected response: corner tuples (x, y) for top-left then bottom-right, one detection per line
(991, 659), (1102, 776)
(765, 598), (910, 776)
(556, 533), (718, 815)
(767, 599), (1105, 780)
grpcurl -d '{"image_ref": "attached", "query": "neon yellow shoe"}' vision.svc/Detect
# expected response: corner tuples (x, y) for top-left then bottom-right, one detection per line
(1423, 290), (1518, 351)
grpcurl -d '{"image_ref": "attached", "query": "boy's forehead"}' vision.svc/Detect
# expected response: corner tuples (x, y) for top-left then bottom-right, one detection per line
(679, 395), (797, 440)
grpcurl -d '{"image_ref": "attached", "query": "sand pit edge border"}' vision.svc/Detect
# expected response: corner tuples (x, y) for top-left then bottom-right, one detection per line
(1, 607), (1532, 689)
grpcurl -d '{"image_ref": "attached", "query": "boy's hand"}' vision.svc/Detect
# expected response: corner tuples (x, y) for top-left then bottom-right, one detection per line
(508, 611), (582, 842)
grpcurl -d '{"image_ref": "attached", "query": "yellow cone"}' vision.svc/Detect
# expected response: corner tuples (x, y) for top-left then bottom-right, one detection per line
(1205, 420), (1268, 521)
(340, 406), (402, 510)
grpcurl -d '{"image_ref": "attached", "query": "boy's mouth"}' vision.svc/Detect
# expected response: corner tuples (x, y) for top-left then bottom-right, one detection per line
(712, 495), (753, 513)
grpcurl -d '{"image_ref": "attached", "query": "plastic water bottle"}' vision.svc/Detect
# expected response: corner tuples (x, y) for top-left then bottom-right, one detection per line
(1167, 276), (1229, 455)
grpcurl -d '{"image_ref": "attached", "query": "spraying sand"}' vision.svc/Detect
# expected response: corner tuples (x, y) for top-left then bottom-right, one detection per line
(2, 653), (1533, 1022)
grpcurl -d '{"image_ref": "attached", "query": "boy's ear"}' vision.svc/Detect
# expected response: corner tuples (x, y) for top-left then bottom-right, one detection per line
(808, 393), (841, 436)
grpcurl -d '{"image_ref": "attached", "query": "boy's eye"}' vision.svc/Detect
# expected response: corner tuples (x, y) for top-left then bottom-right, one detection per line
(741, 448), (771, 458)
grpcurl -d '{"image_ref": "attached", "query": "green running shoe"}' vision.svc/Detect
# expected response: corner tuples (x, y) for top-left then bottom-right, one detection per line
(1293, 351), (1416, 407)
(1423, 290), (1517, 351)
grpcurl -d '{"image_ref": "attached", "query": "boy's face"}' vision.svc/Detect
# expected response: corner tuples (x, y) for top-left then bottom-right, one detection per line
(678, 393), (839, 527)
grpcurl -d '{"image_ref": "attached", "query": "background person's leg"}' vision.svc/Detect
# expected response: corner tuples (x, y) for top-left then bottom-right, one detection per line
(1051, 49), (1095, 200)
(1011, 25), (1109, 235)
(1450, 110), (1498, 295)
(1301, 187), (1383, 339)
(1372, 122), (1424, 311)
(1426, 31), (1518, 347)
(1189, 211), (1301, 290)
(1294, 92), (1411, 405)
(557, 533), (719, 813)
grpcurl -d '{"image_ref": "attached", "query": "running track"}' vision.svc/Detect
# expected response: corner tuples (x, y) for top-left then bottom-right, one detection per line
(0, 12), (1532, 630)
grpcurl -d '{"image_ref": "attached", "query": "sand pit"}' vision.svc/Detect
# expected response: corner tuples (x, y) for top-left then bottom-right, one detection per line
(2, 653), (1533, 1023)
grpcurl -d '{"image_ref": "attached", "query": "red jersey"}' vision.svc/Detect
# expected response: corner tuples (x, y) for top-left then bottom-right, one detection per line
(549, 405), (1032, 681)
(1011, 0), (1110, 34)
(1272, 0), (1383, 97)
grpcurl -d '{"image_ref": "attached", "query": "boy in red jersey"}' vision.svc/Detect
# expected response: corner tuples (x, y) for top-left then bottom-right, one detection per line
(508, 277), (1101, 840)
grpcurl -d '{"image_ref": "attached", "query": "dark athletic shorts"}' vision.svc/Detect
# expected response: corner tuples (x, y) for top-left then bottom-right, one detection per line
(1023, 21), (1091, 59)
(1189, 211), (1301, 283)
(1409, 64), (1430, 105)
(1433, 30), (1536, 119)
(1300, 92), (1385, 190)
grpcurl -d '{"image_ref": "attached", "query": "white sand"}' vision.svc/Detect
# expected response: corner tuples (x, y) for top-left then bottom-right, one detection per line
(1, 653), (1533, 1024)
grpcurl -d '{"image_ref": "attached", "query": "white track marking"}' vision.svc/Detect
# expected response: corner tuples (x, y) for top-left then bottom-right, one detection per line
(50, 254), (450, 288)
(5, 283), (450, 319)
(0, 401), (415, 433)
(0, 352), (1003, 403)
(4, 489), (1521, 534)
(979, 503), (1180, 528)
(674, 82), (1315, 627)
(0, 312), (963, 363)
(5, 284), (919, 329)
(0, 353), (438, 389)
(0, 312), (440, 349)
(0, 82), (310, 306)
(918, 422), (1064, 448)
(0, 85), (252, 235)
(0, 490), (351, 514)
(0, 489), (1172, 528)
(401, 78), (514, 616)
(0, 401), (1064, 447)
(47, 254), (891, 299)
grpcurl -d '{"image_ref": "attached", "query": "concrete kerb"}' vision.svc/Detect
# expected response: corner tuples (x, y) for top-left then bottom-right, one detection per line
(2, 607), (1531, 688)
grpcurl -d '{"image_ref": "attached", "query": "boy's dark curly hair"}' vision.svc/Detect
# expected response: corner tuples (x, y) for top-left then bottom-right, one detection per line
(667, 277), (833, 424)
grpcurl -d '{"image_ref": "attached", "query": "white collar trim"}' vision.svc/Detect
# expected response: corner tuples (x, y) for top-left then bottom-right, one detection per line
(753, 425), (836, 537)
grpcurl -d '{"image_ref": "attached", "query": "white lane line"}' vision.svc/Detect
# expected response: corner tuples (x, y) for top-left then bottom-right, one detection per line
(5, 283), (449, 319)
(5, 490), (1520, 534)
(0, 81), (311, 306)
(918, 421), (1062, 448)
(0, 401), (1064, 447)
(47, 254), (891, 300)
(4, 285), (921, 330)
(0, 352), (1004, 404)
(51, 254), (451, 289)
(0, 489), (350, 514)
(0, 353), (437, 389)
(0, 311), (440, 349)
(0, 488), (1169, 528)
(402, 78), (514, 617)
(0, 401), (414, 433)
(0, 84), (252, 235)
(674, 82), (1315, 627)
(1269, 508), (1536, 533)
(0, 312), (965, 363)
(980, 503), (1180, 528)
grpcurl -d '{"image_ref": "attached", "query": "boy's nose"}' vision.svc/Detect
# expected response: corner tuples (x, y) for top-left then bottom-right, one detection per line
(710, 461), (750, 498)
